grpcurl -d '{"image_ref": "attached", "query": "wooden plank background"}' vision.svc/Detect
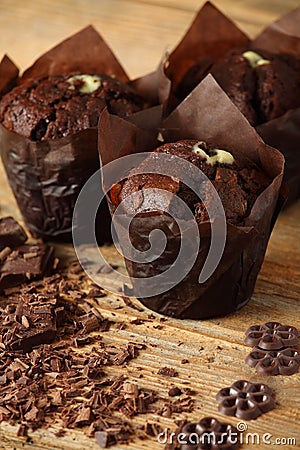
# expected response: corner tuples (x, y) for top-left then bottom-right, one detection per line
(0, 1), (300, 449)
(0, 0), (300, 78)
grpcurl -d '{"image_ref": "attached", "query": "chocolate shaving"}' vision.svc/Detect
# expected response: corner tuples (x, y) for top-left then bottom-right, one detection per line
(17, 424), (28, 437)
(156, 396), (194, 418)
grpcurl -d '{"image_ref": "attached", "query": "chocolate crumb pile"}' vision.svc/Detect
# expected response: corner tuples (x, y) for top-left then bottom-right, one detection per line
(0, 228), (196, 448)
(0, 258), (165, 447)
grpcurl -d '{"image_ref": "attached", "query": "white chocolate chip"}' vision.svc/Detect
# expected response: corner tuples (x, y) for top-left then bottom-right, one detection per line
(242, 51), (270, 68)
(192, 142), (234, 166)
(192, 143), (209, 159)
(157, 132), (164, 143)
(208, 149), (235, 165)
(67, 74), (102, 93)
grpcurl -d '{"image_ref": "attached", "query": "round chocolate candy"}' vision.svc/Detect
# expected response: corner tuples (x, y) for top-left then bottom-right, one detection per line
(216, 380), (274, 420)
(244, 322), (299, 350)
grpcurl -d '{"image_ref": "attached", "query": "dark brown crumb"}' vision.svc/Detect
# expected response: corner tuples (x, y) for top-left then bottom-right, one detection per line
(115, 322), (127, 330)
(182, 387), (197, 396)
(130, 318), (145, 325)
(122, 296), (144, 312)
(156, 396), (194, 418)
(153, 324), (164, 330)
(86, 287), (106, 298)
(158, 367), (179, 377)
(168, 387), (182, 397)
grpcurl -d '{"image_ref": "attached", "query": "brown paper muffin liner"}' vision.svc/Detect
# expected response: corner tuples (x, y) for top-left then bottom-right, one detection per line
(0, 55), (19, 97)
(98, 75), (285, 319)
(0, 26), (145, 241)
(252, 8), (300, 206)
(155, 2), (300, 205)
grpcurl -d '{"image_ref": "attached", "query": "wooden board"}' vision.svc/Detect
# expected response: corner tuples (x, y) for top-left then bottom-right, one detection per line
(0, 1), (299, 449)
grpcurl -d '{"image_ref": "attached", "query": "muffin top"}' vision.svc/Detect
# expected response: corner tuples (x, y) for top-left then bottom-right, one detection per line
(176, 49), (300, 126)
(0, 73), (145, 140)
(110, 139), (270, 225)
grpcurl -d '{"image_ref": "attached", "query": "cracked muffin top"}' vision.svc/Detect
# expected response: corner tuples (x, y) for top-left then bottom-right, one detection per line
(176, 49), (300, 126)
(110, 139), (270, 225)
(0, 73), (145, 140)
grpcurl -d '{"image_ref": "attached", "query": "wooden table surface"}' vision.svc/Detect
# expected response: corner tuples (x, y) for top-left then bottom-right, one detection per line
(0, 1), (300, 449)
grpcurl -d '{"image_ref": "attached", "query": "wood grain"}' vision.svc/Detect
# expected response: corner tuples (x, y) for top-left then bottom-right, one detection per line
(0, 0), (299, 77)
(0, 1), (299, 449)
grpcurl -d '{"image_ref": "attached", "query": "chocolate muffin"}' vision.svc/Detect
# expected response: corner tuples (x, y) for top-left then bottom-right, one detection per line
(107, 139), (275, 319)
(177, 50), (300, 126)
(0, 73), (145, 140)
(112, 140), (269, 225)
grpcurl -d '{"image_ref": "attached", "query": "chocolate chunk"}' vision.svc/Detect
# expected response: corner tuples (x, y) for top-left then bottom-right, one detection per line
(130, 318), (145, 325)
(0, 243), (54, 292)
(0, 217), (27, 250)
(245, 347), (300, 376)
(74, 406), (92, 426)
(87, 287), (106, 298)
(17, 424), (28, 437)
(216, 380), (275, 419)
(95, 431), (109, 448)
(78, 311), (104, 333)
(73, 335), (91, 347)
(244, 322), (299, 350)
(1, 297), (60, 352)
